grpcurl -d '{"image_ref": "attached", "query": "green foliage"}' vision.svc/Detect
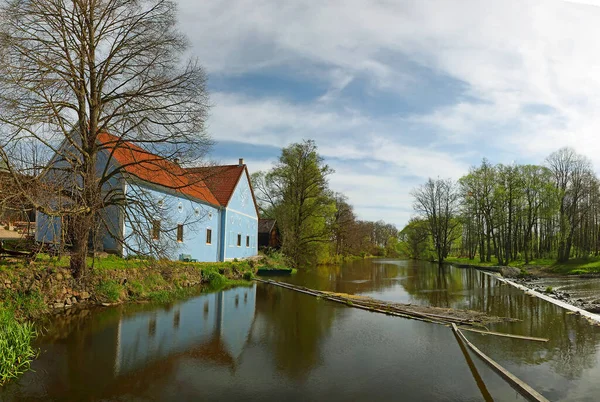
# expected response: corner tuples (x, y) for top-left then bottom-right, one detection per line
(545, 286), (553, 293)
(253, 140), (335, 267)
(97, 280), (123, 302)
(0, 306), (37, 386)
(398, 217), (435, 260)
(243, 271), (254, 281)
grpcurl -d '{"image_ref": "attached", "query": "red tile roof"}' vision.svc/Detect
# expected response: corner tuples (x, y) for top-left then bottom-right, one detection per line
(186, 165), (260, 216)
(97, 133), (220, 206)
(186, 165), (243, 205)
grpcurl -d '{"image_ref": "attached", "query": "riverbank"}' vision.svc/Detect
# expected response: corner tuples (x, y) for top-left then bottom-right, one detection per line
(0, 255), (259, 319)
(0, 254), (271, 387)
(444, 256), (600, 277)
(444, 257), (600, 316)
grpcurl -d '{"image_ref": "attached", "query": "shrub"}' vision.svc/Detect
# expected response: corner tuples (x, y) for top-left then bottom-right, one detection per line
(243, 271), (254, 281)
(97, 280), (123, 302)
(545, 286), (553, 293)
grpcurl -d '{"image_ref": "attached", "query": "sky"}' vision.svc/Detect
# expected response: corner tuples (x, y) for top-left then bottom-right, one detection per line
(178, 0), (600, 229)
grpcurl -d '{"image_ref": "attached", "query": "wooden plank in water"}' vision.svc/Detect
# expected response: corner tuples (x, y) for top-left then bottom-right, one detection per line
(452, 324), (494, 402)
(458, 327), (549, 342)
(452, 324), (550, 402)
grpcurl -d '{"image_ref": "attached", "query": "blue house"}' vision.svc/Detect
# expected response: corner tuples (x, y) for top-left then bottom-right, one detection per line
(36, 133), (260, 262)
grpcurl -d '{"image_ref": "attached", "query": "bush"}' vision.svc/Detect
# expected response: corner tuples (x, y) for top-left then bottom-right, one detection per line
(243, 271), (254, 281)
(545, 286), (553, 293)
(0, 307), (37, 386)
(97, 280), (123, 302)
(202, 268), (227, 289)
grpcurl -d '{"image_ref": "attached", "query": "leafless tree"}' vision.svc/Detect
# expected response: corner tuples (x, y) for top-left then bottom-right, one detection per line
(0, 0), (211, 279)
(412, 178), (461, 263)
(546, 148), (594, 262)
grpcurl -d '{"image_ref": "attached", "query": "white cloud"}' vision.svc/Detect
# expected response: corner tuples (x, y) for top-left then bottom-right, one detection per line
(180, 0), (600, 226)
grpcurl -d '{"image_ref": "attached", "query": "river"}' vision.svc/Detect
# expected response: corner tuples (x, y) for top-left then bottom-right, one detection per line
(2, 259), (600, 401)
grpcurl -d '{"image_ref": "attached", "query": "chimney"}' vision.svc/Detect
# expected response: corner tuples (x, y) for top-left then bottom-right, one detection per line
(238, 158), (244, 166)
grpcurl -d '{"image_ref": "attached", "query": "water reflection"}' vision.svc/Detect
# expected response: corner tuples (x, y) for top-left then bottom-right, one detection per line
(4, 260), (600, 401)
(253, 284), (338, 380)
(2, 286), (257, 401)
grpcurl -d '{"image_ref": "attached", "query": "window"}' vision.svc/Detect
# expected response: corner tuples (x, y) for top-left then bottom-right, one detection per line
(246, 235), (250, 247)
(237, 234), (242, 247)
(152, 220), (160, 240)
(206, 228), (212, 245)
(177, 224), (184, 242)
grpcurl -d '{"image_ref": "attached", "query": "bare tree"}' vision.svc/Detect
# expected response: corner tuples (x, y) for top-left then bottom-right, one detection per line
(546, 148), (594, 262)
(412, 178), (461, 263)
(0, 0), (211, 279)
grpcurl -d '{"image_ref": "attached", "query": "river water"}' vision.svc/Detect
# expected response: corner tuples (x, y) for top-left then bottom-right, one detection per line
(2, 259), (600, 401)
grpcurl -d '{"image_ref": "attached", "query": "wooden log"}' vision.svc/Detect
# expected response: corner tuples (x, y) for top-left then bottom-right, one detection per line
(452, 324), (494, 402)
(458, 327), (549, 342)
(452, 324), (550, 402)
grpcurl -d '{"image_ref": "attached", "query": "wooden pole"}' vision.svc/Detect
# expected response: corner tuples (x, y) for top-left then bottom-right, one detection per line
(452, 324), (549, 402)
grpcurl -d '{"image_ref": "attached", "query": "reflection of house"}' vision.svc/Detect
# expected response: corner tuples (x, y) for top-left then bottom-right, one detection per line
(115, 286), (257, 375)
(36, 133), (260, 261)
(258, 219), (280, 250)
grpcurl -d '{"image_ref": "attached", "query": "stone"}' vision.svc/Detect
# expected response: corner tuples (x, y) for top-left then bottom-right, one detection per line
(65, 298), (72, 305)
(56, 273), (64, 281)
(101, 303), (111, 307)
(53, 303), (65, 309)
(71, 297), (77, 304)
(81, 291), (90, 300)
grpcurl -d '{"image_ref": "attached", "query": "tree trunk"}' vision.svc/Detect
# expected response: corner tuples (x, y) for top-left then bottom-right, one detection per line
(70, 214), (93, 279)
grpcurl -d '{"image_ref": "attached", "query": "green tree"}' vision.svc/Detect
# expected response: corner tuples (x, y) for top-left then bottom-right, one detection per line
(398, 217), (431, 259)
(253, 140), (335, 267)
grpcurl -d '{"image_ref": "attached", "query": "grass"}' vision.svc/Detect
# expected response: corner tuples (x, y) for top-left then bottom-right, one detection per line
(0, 305), (38, 386)
(97, 280), (123, 303)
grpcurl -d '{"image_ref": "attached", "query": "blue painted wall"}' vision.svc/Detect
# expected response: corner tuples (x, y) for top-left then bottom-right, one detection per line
(222, 171), (258, 260)
(35, 212), (61, 243)
(122, 182), (222, 262)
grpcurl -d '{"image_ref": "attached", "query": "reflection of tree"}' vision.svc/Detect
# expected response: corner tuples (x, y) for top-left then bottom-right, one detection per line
(254, 284), (337, 381)
(400, 264), (467, 307)
(286, 259), (405, 295)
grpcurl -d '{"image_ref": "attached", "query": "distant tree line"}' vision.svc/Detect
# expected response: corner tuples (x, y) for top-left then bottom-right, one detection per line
(252, 140), (399, 267)
(404, 147), (600, 265)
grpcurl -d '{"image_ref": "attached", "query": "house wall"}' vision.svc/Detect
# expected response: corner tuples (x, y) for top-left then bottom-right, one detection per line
(35, 145), (125, 251)
(122, 182), (222, 262)
(35, 212), (61, 243)
(222, 172), (258, 260)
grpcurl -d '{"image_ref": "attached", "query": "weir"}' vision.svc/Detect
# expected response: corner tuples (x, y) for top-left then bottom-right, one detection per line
(256, 277), (551, 402)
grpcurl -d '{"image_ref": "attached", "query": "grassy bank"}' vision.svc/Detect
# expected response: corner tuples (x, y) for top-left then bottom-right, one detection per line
(444, 256), (600, 276)
(0, 296), (40, 386)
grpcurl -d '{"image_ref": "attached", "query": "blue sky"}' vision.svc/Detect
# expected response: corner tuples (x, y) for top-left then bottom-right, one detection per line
(178, 0), (600, 228)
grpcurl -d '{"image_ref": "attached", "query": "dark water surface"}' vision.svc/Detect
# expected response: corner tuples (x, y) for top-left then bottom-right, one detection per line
(2, 260), (600, 401)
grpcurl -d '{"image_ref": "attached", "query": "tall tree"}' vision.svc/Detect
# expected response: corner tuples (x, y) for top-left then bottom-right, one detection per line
(0, 0), (210, 278)
(253, 140), (334, 267)
(412, 178), (461, 263)
(546, 148), (593, 262)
